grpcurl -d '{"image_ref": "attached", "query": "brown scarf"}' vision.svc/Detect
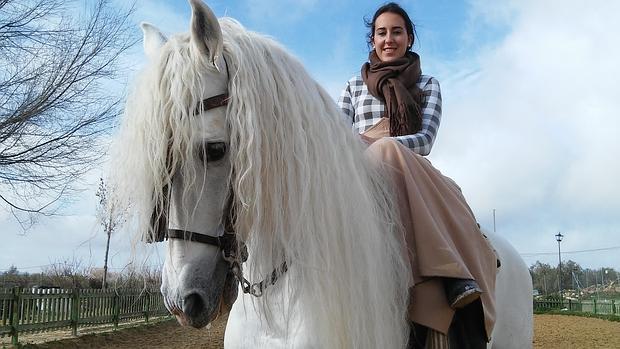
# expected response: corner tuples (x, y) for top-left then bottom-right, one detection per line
(361, 51), (423, 136)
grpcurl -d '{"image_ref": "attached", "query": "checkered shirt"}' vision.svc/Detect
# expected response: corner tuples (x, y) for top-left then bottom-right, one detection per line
(337, 74), (442, 156)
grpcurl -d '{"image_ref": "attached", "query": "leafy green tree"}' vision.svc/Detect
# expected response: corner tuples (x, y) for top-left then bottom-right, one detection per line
(530, 261), (555, 294)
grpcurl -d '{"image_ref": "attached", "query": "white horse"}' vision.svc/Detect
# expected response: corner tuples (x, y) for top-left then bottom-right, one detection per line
(111, 0), (533, 348)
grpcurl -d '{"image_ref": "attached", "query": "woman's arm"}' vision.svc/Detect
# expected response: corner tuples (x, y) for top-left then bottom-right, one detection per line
(392, 77), (442, 155)
(337, 80), (355, 125)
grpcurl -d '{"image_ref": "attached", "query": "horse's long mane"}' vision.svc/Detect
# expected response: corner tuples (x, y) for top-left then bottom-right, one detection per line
(113, 18), (411, 349)
(222, 19), (411, 348)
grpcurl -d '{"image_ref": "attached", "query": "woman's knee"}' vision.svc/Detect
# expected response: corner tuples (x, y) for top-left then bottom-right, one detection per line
(366, 137), (400, 159)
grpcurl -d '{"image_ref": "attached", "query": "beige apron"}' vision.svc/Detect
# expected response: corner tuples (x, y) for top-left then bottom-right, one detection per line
(363, 118), (497, 339)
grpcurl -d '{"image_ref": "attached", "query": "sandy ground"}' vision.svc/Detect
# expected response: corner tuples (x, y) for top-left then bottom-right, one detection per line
(533, 314), (620, 349)
(4, 314), (619, 348)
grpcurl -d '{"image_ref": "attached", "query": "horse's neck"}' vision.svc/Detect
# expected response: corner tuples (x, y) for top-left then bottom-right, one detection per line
(226, 265), (314, 349)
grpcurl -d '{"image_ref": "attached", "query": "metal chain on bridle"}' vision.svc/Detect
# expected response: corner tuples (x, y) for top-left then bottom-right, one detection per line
(147, 88), (287, 298)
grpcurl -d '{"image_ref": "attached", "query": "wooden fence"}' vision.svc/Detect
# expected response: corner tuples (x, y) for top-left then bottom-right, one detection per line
(0, 287), (169, 346)
(534, 298), (618, 315)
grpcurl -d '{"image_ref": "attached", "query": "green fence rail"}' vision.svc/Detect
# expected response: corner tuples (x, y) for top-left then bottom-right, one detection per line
(0, 287), (169, 346)
(534, 298), (618, 316)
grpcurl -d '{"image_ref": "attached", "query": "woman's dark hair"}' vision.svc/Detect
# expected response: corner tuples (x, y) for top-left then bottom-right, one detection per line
(365, 2), (416, 51)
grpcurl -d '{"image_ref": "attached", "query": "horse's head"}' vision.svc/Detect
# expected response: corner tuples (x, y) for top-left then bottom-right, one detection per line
(137, 0), (237, 328)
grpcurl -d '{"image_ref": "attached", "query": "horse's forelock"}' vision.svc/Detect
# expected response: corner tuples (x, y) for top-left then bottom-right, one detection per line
(112, 33), (213, 241)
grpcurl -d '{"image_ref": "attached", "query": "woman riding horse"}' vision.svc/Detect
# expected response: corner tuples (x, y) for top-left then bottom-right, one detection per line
(338, 3), (498, 348)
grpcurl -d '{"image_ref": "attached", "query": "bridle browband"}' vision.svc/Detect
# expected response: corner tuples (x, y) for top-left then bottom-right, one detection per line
(148, 68), (286, 297)
(195, 93), (230, 116)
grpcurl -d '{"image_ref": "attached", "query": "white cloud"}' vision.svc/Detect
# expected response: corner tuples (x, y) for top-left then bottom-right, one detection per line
(1, 191), (164, 273)
(431, 0), (620, 269)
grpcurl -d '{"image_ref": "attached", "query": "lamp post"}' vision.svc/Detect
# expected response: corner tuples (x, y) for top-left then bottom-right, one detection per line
(555, 232), (564, 302)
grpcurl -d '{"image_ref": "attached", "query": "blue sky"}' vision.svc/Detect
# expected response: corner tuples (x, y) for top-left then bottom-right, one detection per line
(2, 0), (619, 275)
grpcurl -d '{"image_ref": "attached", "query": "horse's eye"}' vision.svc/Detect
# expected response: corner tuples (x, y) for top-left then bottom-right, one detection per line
(197, 142), (227, 163)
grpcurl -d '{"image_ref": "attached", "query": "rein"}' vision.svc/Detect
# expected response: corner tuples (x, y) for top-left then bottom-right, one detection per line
(148, 82), (287, 297)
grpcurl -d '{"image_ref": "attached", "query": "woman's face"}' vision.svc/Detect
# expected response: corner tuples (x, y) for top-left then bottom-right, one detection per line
(372, 12), (412, 62)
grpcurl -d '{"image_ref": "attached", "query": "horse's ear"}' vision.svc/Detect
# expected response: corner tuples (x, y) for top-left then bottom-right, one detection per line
(141, 22), (167, 60)
(189, 0), (223, 70)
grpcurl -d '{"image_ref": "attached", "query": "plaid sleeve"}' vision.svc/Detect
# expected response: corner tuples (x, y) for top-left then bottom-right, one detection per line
(393, 76), (442, 155)
(337, 80), (355, 125)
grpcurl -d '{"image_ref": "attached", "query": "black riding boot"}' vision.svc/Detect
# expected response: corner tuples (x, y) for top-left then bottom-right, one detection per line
(443, 278), (482, 309)
(448, 300), (488, 349)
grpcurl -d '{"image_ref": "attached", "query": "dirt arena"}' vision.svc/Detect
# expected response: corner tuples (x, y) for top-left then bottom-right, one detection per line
(10, 314), (620, 348)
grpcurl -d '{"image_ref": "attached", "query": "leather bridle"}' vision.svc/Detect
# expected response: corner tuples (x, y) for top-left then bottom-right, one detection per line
(148, 85), (286, 297)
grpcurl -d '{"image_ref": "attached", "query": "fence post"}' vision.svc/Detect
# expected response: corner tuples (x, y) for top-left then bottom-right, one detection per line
(10, 287), (20, 347)
(71, 288), (80, 336)
(144, 290), (150, 324)
(613, 300), (616, 315)
(593, 299), (597, 314)
(113, 291), (119, 329)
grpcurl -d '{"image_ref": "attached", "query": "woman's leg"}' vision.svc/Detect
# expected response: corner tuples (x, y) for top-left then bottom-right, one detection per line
(365, 137), (497, 339)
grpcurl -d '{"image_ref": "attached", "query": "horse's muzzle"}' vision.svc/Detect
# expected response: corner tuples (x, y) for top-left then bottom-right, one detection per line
(164, 264), (238, 328)
(178, 291), (213, 328)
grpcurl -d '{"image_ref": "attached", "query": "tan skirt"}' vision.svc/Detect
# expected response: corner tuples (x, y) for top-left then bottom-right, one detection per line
(363, 121), (497, 338)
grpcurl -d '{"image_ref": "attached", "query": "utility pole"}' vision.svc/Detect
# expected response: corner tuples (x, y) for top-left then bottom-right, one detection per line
(555, 232), (564, 302)
(493, 209), (496, 233)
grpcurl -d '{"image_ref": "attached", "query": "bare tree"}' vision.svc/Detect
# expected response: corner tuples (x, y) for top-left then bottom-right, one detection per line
(95, 177), (126, 289)
(42, 257), (89, 288)
(0, 0), (137, 228)
(111, 264), (162, 291)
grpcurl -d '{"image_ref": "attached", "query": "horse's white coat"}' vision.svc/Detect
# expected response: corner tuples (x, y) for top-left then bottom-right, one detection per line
(224, 231), (534, 349)
(486, 232), (534, 348)
(224, 266), (312, 348)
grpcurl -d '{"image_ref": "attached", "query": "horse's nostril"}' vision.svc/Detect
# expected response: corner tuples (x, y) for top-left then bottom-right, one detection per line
(183, 293), (205, 318)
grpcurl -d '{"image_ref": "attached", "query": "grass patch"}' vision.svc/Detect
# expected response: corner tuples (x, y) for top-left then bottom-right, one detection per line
(535, 309), (620, 322)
